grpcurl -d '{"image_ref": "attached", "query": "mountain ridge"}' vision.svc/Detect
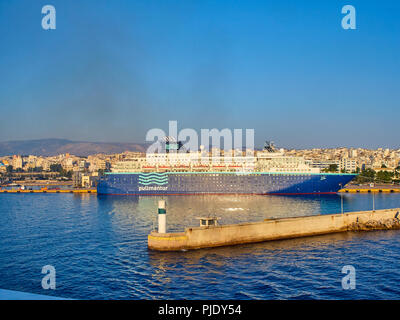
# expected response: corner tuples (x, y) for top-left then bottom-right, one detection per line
(0, 139), (148, 157)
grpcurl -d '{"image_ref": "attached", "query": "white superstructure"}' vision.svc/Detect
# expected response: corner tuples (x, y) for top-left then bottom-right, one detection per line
(111, 149), (320, 174)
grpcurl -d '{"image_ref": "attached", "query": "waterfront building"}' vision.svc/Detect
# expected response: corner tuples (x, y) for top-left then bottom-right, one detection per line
(12, 155), (23, 169)
(339, 159), (357, 172)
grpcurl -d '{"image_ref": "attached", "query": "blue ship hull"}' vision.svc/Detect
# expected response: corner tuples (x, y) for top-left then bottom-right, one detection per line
(97, 172), (356, 195)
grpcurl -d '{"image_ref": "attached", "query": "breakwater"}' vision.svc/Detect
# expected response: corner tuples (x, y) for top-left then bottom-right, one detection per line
(148, 208), (400, 251)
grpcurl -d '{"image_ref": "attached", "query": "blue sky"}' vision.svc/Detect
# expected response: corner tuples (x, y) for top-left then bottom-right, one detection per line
(0, 0), (399, 148)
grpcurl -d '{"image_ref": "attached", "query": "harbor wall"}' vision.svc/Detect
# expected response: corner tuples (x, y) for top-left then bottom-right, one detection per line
(0, 189), (96, 194)
(148, 208), (400, 251)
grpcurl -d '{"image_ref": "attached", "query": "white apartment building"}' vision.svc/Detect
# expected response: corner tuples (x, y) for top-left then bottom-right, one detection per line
(339, 159), (357, 172)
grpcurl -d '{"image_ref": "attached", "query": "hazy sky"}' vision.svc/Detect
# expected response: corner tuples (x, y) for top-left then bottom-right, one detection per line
(0, 0), (399, 148)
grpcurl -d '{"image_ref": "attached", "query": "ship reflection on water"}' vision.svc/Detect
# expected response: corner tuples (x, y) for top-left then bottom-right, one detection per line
(100, 192), (395, 232)
(99, 194), (345, 233)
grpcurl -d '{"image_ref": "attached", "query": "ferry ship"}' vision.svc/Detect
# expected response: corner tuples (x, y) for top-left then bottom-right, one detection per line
(97, 141), (356, 195)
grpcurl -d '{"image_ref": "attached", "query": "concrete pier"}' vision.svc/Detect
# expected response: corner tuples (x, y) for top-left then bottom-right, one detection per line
(0, 188), (96, 194)
(339, 188), (400, 193)
(148, 208), (400, 251)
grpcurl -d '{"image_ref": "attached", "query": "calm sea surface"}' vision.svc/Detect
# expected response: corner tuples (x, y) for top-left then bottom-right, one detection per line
(1, 193), (400, 299)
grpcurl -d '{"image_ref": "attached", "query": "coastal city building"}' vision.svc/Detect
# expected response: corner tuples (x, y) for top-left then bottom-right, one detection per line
(1, 146), (400, 188)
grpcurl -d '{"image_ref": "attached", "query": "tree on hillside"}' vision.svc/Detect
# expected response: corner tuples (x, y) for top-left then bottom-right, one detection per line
(50, 164), (62, 172)
(376, 171), (394, 183)
(354, 168), (376, 183)
(395, 166), (400, 178)
(322, 164), (338, 173)
(60, 169), (72, 179)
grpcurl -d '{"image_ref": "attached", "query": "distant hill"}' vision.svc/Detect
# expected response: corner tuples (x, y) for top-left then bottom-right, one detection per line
(0, 139), (148, 157)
